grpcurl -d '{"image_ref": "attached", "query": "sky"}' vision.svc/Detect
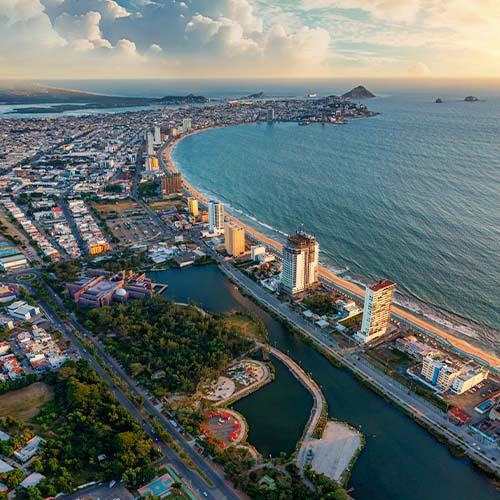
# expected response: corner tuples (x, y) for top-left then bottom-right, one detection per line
(1, 0), (500, 79)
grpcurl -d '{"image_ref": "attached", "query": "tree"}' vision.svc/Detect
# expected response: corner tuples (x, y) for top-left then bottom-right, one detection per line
(4, 468), (24, 489)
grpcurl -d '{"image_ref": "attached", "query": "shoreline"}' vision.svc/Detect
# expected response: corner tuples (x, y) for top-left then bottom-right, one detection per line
(162, 127), (500, 371)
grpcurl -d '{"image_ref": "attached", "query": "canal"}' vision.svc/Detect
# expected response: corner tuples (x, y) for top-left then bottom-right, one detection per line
(149, 265), (499, 500)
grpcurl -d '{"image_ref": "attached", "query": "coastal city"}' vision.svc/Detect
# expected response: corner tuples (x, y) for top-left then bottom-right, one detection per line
(0, 88), (498, 500)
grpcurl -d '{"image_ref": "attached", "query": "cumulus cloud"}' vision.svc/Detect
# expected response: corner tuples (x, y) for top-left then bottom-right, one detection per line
(53, 11), (112, 49)
(2, 0), (500, 78)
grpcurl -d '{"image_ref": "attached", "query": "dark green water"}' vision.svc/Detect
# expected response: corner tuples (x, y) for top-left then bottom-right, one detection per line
(149, 265), (499, 500)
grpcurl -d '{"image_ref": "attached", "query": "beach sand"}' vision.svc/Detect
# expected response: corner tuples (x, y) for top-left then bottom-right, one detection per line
(163, 131), (500, 370)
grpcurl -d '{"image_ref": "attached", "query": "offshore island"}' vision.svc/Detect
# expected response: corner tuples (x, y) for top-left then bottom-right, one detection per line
(0, 86), (499, 500)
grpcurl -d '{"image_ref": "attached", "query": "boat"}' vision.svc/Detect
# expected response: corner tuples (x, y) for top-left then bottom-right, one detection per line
(307, 93), (317, 98)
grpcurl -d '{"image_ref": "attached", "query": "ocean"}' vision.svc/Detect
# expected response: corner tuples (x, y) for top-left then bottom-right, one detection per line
(9, 78), (500, 355)
(166, 81), (500, 356)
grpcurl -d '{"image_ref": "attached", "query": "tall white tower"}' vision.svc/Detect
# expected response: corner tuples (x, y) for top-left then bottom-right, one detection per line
(355, 280), (396, 343)
(146, 131), (154, 155)
(153, 126), (161, 145)
(208, 200), (224, 234)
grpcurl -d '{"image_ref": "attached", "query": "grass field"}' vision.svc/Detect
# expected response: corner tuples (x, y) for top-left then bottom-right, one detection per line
(0, 382), (54, 422)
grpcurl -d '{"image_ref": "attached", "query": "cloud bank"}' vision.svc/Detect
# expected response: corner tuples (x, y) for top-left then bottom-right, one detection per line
(0, 0), (499, 78)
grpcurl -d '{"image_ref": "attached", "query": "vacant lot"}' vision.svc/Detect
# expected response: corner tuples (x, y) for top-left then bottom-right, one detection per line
(0, 382), (54, 422)
(92, 200), (142, 217)
(148, 199), (185, 211)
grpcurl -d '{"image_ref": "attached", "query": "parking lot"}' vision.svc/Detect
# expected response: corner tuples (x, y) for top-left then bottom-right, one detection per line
(92, 201), (163, 246)
(110, 215), (162, 246)
(446, 379), (500, 417)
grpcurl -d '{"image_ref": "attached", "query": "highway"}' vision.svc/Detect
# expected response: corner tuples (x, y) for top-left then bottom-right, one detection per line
(8, 271), (242, 500)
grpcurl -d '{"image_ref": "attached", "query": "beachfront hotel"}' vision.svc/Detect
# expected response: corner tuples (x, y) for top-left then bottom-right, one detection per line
(280, 229), (319, 297)
(355, 279), (396, 344)
(208, 200), (224, 234)
(187, 197), (199, 217)
(224, 221), (245, 256)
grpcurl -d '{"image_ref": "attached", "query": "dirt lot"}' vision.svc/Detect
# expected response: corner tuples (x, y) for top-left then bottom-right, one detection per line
(148, 199), (185, 211)
(91, 200), (141, 216)
(0, 382), (54, 422)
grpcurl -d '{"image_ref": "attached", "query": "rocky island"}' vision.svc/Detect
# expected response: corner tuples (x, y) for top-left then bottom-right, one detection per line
(342, 85), (376, 99)
(435, 97), (443, 103)
(246, 91), (267, 99)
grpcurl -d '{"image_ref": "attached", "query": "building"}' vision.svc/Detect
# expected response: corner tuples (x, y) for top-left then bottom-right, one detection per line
(14, 436), (44, 462)
(355, 279), (395, 343)
(67, 271), (153, 308)
(451, 365), (488, 394)
(161, 173), (182, 197)
(224, 222), (245, 256)
(146, 131), (154, 155)
(182, 118), (192, 132)
(187, 197), (199, 217)
(145, 156), (159, 172)
(6, 301), (40, 321)
(280, 229), (319, 297)
(251, 245), (266, 261)
(153, 125), (161, 145)
(208, 200), (224, 234)
(0, 253), (28, 271)
(420, 353), (488, 393)
(267, 108), (275, 122)
(0, 284), (17, 303)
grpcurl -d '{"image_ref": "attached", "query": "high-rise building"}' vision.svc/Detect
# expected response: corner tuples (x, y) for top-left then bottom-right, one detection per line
(355, 279), (396, 343)
(161, 173), (182, 197)
(153, 126), (161, 145)
(146, 131), (154, 155)
(182, 118), (192, 132)
(187, 197), (199, 217)
(208, 200), (224, 233)
(280, 229), (319, 297)
(224, 222), (245, 256)
(267, 108), (275, 122)
(145, 156), (158, 172)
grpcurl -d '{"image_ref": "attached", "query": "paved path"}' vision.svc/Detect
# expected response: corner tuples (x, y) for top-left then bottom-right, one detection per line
(269, 348), (324, 456)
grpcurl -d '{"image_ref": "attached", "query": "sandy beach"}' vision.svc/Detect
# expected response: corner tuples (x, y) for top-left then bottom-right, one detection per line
(163, 130), (500, 371)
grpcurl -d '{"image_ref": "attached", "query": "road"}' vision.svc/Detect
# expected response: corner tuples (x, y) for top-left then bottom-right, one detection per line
(8, 272), (243, 500)
(201, 252), (500, 475)
(158, 136), (500, 373)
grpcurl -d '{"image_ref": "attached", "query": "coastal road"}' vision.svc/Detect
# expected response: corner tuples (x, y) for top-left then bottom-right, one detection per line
(8, 273), (243, 500)
(202, 254), (500, 475)
(158, 136), (500, 373)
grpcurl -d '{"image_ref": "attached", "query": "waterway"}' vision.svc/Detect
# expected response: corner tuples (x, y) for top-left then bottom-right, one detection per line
(148, 265), (499, 500)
